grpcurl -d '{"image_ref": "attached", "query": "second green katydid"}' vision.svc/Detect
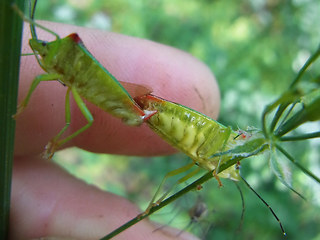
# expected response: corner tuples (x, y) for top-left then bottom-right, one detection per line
(135, 94), (269, 181)
(134, 94), (287, 235)
(14, 1), (156, 158)
(135, 95), (270, 201)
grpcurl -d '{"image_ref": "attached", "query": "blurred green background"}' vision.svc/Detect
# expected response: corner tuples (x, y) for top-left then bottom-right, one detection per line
(31, 0), (320, 239)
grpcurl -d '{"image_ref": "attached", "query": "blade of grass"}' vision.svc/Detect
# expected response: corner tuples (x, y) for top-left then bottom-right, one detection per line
(0, 0), (25, 238)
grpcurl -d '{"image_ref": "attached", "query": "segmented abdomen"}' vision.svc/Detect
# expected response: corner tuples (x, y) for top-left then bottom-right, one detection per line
(135, 95), (239, 172)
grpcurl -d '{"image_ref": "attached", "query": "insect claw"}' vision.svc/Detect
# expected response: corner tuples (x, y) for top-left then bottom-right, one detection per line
(212, 170), (223, 187)
(44, 140), (59, 160)
(12, 104), (26, 119)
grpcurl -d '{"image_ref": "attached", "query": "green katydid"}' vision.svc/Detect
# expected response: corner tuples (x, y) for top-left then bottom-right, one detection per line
(13, 0), (156, 158)
(134, 94), (287, 235)
(135, 94), (269, 182)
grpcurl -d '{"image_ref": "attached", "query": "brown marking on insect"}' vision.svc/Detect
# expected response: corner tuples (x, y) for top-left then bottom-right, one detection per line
(67, 33), (83, 44)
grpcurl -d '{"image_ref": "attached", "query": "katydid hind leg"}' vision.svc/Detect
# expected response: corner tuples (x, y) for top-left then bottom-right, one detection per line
(45, 87), (93, 159)
(234, 181), (245, 234)
(142, 163), (196, 216)
(155, 167), (202, 205)
(44, 87), (72, 159)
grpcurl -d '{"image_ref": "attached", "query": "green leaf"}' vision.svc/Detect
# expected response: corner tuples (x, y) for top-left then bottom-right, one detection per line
(275, 88), (320, 137)
(0, 0), (25, 238)
(269, 146), (305, 199)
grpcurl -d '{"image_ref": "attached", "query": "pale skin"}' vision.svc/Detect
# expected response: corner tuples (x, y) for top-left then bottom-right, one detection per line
(12, 22), (220, 240)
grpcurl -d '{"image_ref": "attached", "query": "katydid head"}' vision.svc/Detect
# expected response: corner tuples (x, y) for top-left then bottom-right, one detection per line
(29, 39), (50, 58)
(28, 38), (61, 70)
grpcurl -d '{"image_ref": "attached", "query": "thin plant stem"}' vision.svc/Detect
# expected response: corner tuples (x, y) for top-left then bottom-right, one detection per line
(101, 158), (241, 240)
(275, 144), (320, 184)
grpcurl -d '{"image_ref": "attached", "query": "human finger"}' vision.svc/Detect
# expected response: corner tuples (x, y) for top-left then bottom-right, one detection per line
(10, 155), (199, 240)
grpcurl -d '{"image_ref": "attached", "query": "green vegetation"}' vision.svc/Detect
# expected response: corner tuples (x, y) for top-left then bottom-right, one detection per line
(30, 0), (320, 239)
(0, 0), (25, 239)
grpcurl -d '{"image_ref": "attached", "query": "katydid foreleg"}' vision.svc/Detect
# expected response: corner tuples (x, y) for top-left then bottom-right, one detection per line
(14, 73), (61, 117)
